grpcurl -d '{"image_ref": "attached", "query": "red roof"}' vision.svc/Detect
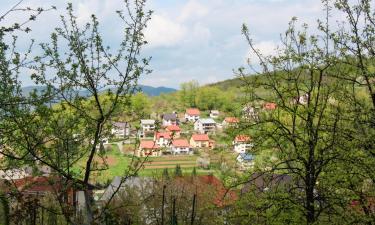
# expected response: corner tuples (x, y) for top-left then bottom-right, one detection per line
(186, 108), (200, 116)
(224, 117), (239, 123)
(263, 102), (277, 110)
(166, 125), (181, 132)
(155, 132), (171, 140)
(235, 135), (251, 142)
(191, 134), (209, 141)
(172, 139), (190, 147)
(140, 140), (159, 149)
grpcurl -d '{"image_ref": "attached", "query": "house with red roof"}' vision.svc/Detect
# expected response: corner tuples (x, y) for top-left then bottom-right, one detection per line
(185, 108), (201, 122)
(154, 132), (171, 147)
(4, 176), (96, 210)
(138, 140), (161, 157)
(233, 135), (253, 154)
(222, 117), (240, 128)
(263, 102), (277, 110)
(190, 134), (215, 149)
(166, 125), (181, 138)
(167, 139), (192, 155)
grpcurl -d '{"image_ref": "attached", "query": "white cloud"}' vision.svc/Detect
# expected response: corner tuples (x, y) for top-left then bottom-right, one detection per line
(144, 14), (187, 48)
(245, 40), (279, 66)
(178, 0), (209, 22)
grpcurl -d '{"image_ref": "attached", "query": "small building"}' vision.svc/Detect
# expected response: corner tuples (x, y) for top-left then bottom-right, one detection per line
(185, 108), (201, 122)
(209, 110), (219, 118)
(263, 102), (277, 110)
(292, 93), (309, 105)
(138, 140), (161, 157)
(222, 117), (240, 127)
(236, 153), (255, 170)
(139, 119), (155, 138)
(111, 122), (131, 138)
(194, 118), (216, 134)
(233, 135), (253, 154)
(162, 113), (178, 127)
(154, 132), (172, 147)
(242, 105), (259, 121)
(166, 125), (181, 138)
(168, 139), (192, 155)
(190, 134), (214, 148)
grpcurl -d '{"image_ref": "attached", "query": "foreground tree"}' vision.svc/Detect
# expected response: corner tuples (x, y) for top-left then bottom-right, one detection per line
(234, 5), (374, 223)
(0, 0), (151, 224)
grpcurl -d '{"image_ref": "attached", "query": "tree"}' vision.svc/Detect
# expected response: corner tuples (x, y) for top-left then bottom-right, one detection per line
(0, 0), (151, 224)
(174, 164), (183, 177)
(236, 10), (360, 223)
(179, 80), (199, 107)
(163, 168), (170, 179)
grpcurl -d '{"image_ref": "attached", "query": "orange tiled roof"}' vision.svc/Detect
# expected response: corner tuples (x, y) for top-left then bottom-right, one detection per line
(235, 135), (251, 142)
(186, 108), (200, 116)
(224, 117), (239, 123)
(166, 125), (181, 132)
(191, 134), (209, 141)
(172, 139), (190, 147)
(140, 140), (159, 149)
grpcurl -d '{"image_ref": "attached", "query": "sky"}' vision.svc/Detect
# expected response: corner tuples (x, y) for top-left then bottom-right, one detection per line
(1, 0), (328, 89)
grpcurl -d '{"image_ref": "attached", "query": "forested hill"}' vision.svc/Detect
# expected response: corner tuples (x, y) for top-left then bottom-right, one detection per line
(21, 85), (177, 97)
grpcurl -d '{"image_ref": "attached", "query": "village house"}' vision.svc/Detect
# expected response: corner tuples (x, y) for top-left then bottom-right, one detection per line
(166, 124), (181, 138)
(138, 140), (161, 157)
(162, 113), (178, 126)
(194, 118), (217, 134)
(167, 139), (192, 155)
(111, 122), (131, 139)
(236, 153), (255, 170)
(242, 104), (259, 121)
(292, 93), (309, 105)
(3, 176), (96, 212)
(222, 117), (240, 128)
(154, 132), (172, 147)
(185, 108), (201, 122)
(139, 119), (155, 138)
(190, 134), (215, 148)
(209, 110), (220, 118)
(233, 135), (253, 154)
(263, 102), (277, 110)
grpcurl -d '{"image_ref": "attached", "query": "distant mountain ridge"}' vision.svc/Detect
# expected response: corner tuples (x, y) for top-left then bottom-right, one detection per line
(21, 85), (176, 97)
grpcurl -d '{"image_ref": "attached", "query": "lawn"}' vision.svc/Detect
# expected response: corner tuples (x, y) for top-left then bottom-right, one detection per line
(74, 145), (235, 184)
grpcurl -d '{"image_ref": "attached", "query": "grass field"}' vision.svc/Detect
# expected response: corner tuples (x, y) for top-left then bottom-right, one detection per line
(74, 146), (216, 184)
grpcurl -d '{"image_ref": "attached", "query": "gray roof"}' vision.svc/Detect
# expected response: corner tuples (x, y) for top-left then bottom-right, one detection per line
(100, 176), (152, 202)
(163, 113), (177, 121)
(197, 118), (216, 124)
(141, 119), (155, 125)
(112, 122), (130, 129)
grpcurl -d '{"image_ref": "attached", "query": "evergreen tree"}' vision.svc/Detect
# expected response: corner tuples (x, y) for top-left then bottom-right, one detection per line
(174, 164), (183, 177)
(162, 168), (170, 179)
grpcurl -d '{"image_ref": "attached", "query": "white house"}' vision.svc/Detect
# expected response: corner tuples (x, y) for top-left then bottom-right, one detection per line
(154, 132), (172, 147)
(185, 108), (201, 122)
(111, 122), (131, 138)
(209, 110), (219, 118)
(139, 119), (155, 138)
(233, 135), (253, 154)
(194, 118), (216, 134)
(168, 139), (192, 155)
(236, 153), (255, 170)
(292, 93), (309, 105)
(162, 113), (178, 127)
(242, 105), (259, 120)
